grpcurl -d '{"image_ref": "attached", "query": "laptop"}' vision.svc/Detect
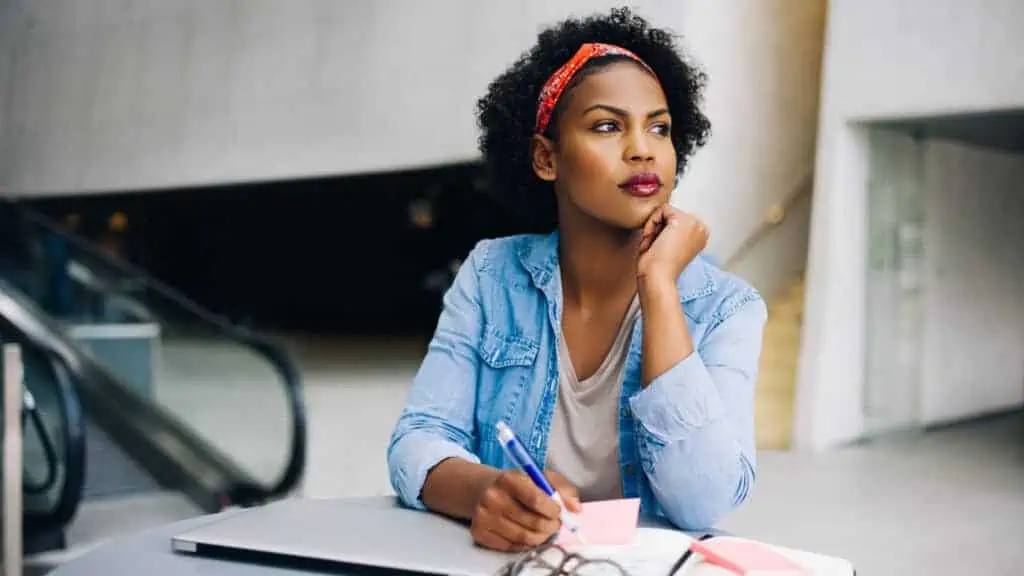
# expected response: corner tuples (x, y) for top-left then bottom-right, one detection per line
(171, 496), (516, 576)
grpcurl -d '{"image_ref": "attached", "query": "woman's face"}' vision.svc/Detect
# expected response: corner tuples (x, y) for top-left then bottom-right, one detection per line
(533, 61), (677, 231)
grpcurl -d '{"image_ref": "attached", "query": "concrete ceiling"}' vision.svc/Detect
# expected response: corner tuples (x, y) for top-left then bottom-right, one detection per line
(875, 109), (1024, 153)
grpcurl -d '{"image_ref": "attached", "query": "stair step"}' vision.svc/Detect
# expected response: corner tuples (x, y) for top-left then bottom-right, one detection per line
(758, 384), (795, 394)
(762, 344), (798, 356)
(767, 302), (804, 320)
(759, 356), (799, 374)
(761, 348), (799, 362)
(752, 273), (806, 451)
(760, 345), (800, 365)
(758, 375), (797, 391)
(763, 316), (802, 331)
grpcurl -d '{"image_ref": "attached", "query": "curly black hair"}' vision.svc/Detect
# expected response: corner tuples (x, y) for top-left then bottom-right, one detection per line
(475, 7), (711, 232)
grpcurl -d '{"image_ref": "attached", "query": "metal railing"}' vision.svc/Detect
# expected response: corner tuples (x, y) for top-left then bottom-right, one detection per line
(723, 172), (814, 270)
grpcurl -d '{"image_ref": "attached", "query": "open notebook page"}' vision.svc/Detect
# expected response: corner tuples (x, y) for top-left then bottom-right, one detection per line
(517, 528), (854, 576)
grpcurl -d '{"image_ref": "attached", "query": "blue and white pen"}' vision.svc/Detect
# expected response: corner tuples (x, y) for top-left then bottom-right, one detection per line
(495, 421), (585, 543)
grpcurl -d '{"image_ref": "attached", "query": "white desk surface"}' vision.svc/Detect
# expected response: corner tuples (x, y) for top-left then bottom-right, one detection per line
(48, 495), (845, 576)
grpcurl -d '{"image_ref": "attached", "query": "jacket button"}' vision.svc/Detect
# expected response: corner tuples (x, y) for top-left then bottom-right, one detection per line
(624, 464), (634, 474)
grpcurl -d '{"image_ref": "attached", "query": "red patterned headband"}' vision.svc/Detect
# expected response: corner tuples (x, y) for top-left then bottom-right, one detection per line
(534, 42), (653, 135)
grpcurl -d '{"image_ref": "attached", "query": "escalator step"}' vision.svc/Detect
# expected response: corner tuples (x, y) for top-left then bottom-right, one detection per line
(84, 418), (162, 499)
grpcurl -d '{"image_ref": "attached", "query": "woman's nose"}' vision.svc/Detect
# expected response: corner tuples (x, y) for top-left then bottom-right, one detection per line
(624, 128), (655, 162)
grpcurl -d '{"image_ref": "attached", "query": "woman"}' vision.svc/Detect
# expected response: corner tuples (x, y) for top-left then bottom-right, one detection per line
(387, 7), (767, 552)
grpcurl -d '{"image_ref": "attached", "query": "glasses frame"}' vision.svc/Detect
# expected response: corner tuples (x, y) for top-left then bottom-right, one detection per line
(497, 534), (715, 576)
(499, 542), (629, 576)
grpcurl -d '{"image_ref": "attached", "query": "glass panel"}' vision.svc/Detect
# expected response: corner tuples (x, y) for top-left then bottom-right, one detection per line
(153, 328), (292, 486)
(864, 128), (926, 437)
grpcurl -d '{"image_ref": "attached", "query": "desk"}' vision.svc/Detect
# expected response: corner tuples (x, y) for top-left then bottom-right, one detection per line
(51, 496), (409, 576)
(47, 496), (723, 576)
(48, 507), (263, 576)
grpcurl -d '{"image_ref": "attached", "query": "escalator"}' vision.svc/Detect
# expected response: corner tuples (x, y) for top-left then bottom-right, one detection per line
(0, 197), (308, 559)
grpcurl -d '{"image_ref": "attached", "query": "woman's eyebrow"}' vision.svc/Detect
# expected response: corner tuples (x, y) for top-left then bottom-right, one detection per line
(581, 104), (670, 119)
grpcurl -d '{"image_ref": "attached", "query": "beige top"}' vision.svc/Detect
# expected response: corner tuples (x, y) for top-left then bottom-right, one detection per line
(546, 296), (640, 502)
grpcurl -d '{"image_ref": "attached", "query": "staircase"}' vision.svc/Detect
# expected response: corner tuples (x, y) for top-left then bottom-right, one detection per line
(754, 276), (805, 450)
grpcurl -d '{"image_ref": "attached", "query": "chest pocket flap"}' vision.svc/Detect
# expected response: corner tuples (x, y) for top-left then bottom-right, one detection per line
(479, 326), (539, 368)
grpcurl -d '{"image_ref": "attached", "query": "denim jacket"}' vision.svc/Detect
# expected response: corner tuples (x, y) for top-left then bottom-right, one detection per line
(387, 231), (767, 529)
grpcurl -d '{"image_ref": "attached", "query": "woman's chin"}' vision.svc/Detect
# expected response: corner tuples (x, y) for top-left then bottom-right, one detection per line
(623, 202), (663, 229)
(605, 215), (652, 235)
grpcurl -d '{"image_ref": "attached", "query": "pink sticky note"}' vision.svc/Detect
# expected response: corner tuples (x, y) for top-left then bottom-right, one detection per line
(555, 498), (640, 546)
(689, 538), (808, 575)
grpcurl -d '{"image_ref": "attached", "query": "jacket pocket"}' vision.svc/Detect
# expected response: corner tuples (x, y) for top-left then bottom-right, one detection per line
(478, 325), (539, 368)
(476, 325), (540, 464)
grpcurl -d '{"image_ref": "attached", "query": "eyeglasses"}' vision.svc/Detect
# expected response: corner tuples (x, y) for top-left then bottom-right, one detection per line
(498, 534), (714, 576)
(498, 542), (631, 576)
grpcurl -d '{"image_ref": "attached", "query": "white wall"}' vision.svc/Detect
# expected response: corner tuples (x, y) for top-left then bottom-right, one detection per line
(672, 1), (825, 283)
(818, 0), (1024, 120)
(919, 140), (1024, 424)
(796, 0), (1024, 450)
(0, 0), (641, 195)
(727, 180), (813, 303)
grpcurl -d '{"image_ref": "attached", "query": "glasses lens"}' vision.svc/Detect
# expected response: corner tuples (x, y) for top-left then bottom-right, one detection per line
(501, 544), (631, 576)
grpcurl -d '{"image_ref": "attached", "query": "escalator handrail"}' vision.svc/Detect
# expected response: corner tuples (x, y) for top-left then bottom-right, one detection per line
(1, 319), (88, 532)
(32, 349), (88, 530)
(5, 198), (307, 501)
(22, 387), (60, 495)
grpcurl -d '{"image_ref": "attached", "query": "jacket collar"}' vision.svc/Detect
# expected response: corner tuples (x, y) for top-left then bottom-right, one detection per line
(516, 230), (716, 303)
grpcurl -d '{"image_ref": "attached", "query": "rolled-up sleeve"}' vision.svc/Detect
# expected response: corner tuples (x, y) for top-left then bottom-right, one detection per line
(628, 292), (767, 529)
(387, 243), (488, 509)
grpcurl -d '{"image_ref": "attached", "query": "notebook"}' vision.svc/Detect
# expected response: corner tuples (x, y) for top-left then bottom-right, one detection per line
(521, 526), (854, 575)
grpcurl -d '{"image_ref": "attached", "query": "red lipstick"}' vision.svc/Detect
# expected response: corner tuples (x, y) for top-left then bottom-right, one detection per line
(619, 172), (662, 197)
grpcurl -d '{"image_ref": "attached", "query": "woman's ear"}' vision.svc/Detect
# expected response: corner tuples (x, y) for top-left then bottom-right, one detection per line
(531, 135), (557, 182)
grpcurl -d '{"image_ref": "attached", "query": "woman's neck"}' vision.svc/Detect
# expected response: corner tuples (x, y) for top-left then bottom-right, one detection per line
(557, 214), (639, 308)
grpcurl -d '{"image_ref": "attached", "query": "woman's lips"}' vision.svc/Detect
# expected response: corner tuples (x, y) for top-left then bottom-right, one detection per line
(619, 173), (662, 197)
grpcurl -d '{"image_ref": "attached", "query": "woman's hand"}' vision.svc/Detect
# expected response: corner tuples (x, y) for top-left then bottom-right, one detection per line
(469, 470), (581, 552)
(637, 204), (709, 285)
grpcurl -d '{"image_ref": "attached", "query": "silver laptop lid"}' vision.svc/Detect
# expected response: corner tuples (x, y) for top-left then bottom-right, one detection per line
(172, 497), (515, 576)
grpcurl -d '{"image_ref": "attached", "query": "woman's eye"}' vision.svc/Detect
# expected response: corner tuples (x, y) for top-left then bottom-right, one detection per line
(651, 123), (671, 136)
(592, 120), (620, 133)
